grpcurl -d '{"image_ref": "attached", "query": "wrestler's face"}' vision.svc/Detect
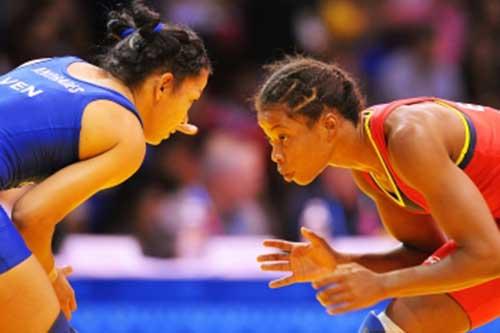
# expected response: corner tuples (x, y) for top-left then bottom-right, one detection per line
(143, 69), (209, 145)
(257, 107), (337, 185)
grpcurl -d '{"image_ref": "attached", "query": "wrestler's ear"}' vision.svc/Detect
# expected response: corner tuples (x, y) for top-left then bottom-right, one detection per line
(321, 112), (338, 140)
(155, 72), (175, 101)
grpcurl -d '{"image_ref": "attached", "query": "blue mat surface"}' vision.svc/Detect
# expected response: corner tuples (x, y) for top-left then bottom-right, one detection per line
(69, 279), (499, 333)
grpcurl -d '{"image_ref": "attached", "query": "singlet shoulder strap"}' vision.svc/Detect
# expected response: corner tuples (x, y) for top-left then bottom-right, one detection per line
(363, 97), (445, 212)
(59, 56), (143, 126)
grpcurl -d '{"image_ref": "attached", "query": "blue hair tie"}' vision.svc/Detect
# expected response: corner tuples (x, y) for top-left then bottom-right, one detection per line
(153, 22), (165, 33)
(120, 23), (162, 41)
(120, 28), (135, 39)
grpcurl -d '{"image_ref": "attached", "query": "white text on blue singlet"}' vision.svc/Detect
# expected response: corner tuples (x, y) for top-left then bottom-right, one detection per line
(32, 67), (85, 94)
(0, 76), (44, 98)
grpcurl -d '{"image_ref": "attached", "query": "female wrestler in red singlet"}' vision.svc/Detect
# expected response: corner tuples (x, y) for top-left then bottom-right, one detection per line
(255, 56), (500, 332)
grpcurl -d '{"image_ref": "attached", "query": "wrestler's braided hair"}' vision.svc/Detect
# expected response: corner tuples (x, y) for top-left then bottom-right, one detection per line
(255, 56), (364, 126)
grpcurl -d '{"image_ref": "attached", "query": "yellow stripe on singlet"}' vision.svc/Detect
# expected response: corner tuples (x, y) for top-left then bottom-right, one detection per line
(363, 101), (472, 207)
(433, 100), (471, 167)
(363, 111), (406, 207)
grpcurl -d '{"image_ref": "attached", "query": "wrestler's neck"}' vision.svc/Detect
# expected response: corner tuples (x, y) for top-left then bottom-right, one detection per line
(327, 115), (386, 176)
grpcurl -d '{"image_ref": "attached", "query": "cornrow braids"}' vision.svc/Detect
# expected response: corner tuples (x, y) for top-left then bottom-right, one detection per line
(97, 0), (211, 87)
(255, 56), (365, 126)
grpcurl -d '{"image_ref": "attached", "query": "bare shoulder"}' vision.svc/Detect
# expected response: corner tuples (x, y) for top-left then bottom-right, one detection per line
(384, 103), (457, 186)
(79, 100), (145, 161)
(384, 102), (460, 157)
(67, 61), (133, 100)
(384, 103), (444, 138)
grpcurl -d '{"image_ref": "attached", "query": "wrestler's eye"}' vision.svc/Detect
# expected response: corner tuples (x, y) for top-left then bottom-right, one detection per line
(278, 134), (288, 143)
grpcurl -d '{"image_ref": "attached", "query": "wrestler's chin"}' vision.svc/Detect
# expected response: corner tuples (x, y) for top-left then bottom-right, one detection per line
(145, 134), (165, 146)
(289, 173), (316, 186)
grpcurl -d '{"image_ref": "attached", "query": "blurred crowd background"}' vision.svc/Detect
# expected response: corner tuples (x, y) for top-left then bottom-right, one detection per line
(1, 0), (499, 258)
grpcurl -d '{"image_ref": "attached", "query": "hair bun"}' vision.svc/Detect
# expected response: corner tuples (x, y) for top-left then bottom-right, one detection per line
(137, 21), (161, 42)
(98, 0), (211, 87)
(158, 32), (182, 56)
(106, 9), (136, 40)
(169, 30), (190, 43)
(131, 0), (161, 27)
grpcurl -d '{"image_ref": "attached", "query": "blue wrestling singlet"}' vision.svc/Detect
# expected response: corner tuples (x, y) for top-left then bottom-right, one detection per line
(0, 56), (141, 189)
(0, 56), (141, 273)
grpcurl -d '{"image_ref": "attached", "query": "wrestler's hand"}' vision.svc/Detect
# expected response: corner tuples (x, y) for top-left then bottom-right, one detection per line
(313, 263), (387, 315)
(52, 266), (77, 320)
(257, 227), (339, 288)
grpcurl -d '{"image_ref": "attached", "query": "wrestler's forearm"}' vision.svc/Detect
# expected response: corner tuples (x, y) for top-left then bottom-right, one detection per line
(381, 248), (500, 297)
(340, 244), (432, 273)
(9, 146), (139, 273)
(17, 222), (55, 273)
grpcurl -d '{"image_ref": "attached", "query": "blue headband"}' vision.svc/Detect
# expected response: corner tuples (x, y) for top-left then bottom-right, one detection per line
(120, 22), (164, 39)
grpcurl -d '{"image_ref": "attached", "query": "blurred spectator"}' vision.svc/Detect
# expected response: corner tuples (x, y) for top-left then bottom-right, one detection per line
(7, 0), (90, 66)
(293, 8), (331, 56)
(201, 131), (270, 235)
(134, 131), (272, 257)
(297, 169), (381, 239)
(381, 0), (467, 66)
(463, 0), (500, 107)
(374, 26), (464, 101)
(320, 0), (368, 42)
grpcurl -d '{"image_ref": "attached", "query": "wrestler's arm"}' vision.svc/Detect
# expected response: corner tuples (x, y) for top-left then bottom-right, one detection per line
(379, 112), (500, 297)
(342, 171), (447, 273)
(257, 171), (446, 288)
(11, 102), (146, 273)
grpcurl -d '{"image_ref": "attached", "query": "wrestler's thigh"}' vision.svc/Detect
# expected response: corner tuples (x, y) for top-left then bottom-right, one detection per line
(386, 293), (469, 333)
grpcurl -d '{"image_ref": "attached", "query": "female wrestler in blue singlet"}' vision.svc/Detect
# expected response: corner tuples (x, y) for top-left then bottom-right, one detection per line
(0, 1), (211, 332)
